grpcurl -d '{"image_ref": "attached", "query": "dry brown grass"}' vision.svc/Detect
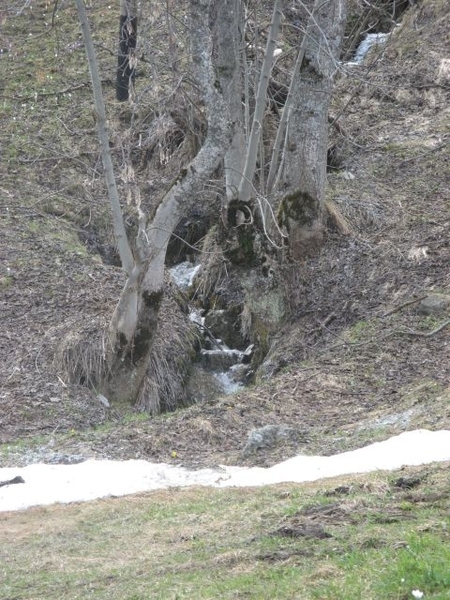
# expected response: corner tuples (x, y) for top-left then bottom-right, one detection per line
(53, 287), (199, 414)
(53, 315), (110, 390)
(136, 294), (200, 414)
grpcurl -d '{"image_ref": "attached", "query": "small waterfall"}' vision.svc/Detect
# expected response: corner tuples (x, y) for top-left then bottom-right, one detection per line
(346, 32), (390, 65)
(169, 262), (251, 396)
(169, 261), (201, 289)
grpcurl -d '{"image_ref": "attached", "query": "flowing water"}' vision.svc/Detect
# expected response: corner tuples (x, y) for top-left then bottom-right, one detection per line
(346, 32), (390, 65)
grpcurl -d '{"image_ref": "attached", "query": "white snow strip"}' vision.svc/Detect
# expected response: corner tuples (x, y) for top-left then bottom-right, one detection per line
(1, 430), (449, 512)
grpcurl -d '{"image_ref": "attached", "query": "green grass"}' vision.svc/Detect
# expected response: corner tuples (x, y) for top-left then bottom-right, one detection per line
(1, 464), (449, 599)
(346, 319), (377, 343)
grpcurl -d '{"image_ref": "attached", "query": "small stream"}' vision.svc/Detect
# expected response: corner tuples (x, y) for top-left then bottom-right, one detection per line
(169, 261), (251, 396)
(168, 31), (394, 390)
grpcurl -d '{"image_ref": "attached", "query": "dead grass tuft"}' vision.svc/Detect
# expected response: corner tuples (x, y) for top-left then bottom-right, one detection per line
(210, 549), (249, 567)
(189, 416), (217, 441)
(53, 315), (110, 390)
(194, 226), (228, 300)
(136, 295), (200, 414)
(137, 104), (205, 176)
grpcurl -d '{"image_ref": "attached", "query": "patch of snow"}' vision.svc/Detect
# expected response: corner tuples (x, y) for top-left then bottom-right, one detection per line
(1, 430), (450, 512)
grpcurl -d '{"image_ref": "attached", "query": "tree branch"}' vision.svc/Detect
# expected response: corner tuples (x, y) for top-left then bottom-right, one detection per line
(238, 0), (283, 203)
(75, 0), (135, 276)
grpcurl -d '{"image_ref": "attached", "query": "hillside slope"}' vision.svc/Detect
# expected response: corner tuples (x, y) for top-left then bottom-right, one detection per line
(0, 0), (449, 468)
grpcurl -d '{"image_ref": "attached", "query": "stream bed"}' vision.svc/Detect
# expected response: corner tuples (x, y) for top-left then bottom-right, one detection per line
(169, 261), (252, 397)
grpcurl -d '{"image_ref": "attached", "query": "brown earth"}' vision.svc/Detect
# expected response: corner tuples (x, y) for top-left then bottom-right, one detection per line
(0, 0), (449, 469)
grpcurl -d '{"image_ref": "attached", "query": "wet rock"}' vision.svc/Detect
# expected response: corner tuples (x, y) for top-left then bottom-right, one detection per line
(241, 344), (254, 364)
(200, 347), (243, 371)
(186, 365), (224, 403)
(204, 307), (247, 350)
(228, 363), (253, 384)
(240, 271), (288, 366)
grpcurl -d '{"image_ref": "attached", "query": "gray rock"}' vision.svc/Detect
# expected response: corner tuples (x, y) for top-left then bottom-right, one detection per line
(200, 348), (243, 371)
(204, 308), (246, 350)
(243, 424), (298, 456)
(418, 294), (450, 316)
(97, 394), (110, 408)
(186, 364), (224, 403)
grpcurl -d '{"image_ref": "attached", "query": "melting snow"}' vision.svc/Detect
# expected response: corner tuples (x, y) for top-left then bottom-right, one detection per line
(1, 430), (450, 512)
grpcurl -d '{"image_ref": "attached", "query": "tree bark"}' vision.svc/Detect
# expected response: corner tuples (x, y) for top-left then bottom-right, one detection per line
(116, 0), (138, 101)
(279, 0), (346, 259)
(215, 0), (245, 221)
(75, 0), (134, 274)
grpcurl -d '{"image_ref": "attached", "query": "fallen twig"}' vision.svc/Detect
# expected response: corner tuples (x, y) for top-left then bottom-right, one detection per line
(382, 296), (428, 318)
(398, 319), (450, 338)
(0, 476), (25, 488)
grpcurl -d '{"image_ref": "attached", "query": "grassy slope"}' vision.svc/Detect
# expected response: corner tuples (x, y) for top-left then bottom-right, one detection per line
(1, 464), (450, 599)
(1, 0), (449, 461)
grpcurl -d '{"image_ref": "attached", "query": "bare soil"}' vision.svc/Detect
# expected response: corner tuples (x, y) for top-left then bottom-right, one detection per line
(0, 0), (449, 469)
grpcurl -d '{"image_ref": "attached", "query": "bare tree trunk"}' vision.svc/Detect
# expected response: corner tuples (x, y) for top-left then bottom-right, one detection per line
(216, 0), (246, 222)
(116, 0), (138, 101)
(217, 0), (283, 229)
(75, 0), (134, 274)
(165, 0), (179, 84)
(279, 0), (346, 259)
(76, 0), (235, 405)
(267, 11), (310, 195)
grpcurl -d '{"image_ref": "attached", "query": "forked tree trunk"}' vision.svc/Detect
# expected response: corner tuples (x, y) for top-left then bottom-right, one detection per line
(76, 0), (235, 405)
(278, 0), (346, 259)
(104, 0), (236, 405)
(219, 0), (283, 226)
